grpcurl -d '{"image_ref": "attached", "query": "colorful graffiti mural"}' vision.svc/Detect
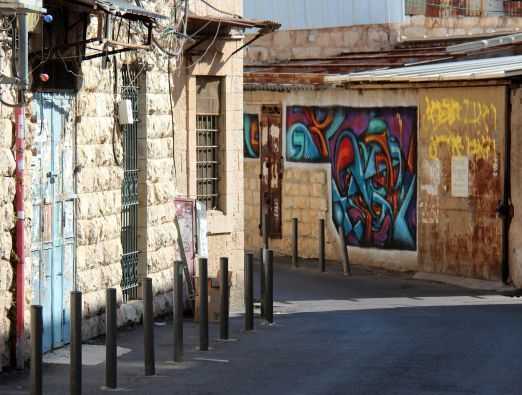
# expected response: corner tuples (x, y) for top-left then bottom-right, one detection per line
(287, 106), (417, 250)
(244, 113), (260, 158)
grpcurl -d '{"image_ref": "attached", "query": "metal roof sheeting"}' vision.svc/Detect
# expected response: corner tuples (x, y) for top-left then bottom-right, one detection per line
(324, 55), (522, 84)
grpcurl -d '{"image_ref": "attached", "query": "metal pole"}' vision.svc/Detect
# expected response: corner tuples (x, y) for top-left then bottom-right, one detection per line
(244, 253), (254, 331)
(264, 250), (274, 324)
(292, 218), (298, 268)
(15, 12), (29, 370)
(338, 224), (352, 276)
(259, 247), (265, 318)
(70, 291), (82, 395)
(198, 258), (208, 351)
(174, 261), (184, 361)
(30, 305), (43, 395)
(319, 219), (325, 273)
(219, 257), (229, 340)
(105, 289), (117, 389)
(143, 278), (155, 376)
(262, 211), (269, 249)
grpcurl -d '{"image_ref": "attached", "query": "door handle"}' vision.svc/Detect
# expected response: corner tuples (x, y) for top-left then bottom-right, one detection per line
(46, 172), (58, 184)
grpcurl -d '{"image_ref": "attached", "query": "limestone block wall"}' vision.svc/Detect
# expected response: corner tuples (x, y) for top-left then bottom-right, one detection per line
(0, 88), (15, 369)
(75, 57), (125, 339)
(245, 24), (400, 63)
(401, 15), (522, 40)
(245, 162), (340, 261)
(245, 16), (522, 64)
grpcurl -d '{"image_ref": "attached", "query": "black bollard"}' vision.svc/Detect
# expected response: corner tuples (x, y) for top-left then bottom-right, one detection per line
(105, 288), (117, 389)
(219, 257), (229, 340)
(31, 305), (43, 395)
(70, 291), (82, 395)
(174, 261), (184, 361)
(338, 225), (352, 276)
(292, 218), (298, 268)
(198, 258), (209, 351)
(319, 219), (326, 273)
(264, 250), (274, 324)
(260, 247), (265, 318)
(244, 254), (254, 331)
(143, 278), (155, 376)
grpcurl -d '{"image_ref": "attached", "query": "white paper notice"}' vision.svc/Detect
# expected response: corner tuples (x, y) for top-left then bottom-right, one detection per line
(451, 156), (469, 198)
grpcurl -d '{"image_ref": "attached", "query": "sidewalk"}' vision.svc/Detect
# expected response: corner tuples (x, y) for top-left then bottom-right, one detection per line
(0, 256), (521, 395)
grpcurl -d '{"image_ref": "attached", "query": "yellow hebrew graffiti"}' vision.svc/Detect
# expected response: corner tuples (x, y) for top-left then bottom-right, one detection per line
(424, 97), (497, 132)
(424, 96), (498, 161)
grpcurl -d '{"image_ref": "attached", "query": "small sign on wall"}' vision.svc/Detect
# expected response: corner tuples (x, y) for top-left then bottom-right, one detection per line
(451, 156), (469, 198)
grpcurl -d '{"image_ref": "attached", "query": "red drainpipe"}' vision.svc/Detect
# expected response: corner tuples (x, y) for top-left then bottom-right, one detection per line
(15, 105), (25, 367)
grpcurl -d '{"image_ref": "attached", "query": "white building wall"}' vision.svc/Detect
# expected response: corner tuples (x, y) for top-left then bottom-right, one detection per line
(244, 0), (405, 30)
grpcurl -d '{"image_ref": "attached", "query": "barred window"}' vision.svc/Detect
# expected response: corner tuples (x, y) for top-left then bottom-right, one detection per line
(196, 77), (223, 211)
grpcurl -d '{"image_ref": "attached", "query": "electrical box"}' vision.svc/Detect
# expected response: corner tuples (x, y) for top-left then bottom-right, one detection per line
(117, 99), (134, 125)
(0, 0), (45, 13)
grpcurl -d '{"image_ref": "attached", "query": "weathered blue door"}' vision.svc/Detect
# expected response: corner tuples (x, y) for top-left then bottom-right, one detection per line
(31, 92), (75, 352)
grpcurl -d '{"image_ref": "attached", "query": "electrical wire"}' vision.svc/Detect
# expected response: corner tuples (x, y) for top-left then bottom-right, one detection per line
(184, 19), (221, 69)
(167, 56), (177, 180)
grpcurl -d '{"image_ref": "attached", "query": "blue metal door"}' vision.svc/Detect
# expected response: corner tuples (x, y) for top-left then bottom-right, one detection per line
(31, 92), (75, 352)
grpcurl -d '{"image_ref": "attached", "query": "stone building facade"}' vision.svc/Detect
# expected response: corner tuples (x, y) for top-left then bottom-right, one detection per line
(0, 0), (250, 369)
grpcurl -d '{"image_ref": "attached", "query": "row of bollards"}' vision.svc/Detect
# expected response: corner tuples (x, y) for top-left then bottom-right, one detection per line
(30, 253), (273, 394)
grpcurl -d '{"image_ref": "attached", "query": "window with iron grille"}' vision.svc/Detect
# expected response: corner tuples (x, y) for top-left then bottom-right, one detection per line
(196, 78), (222, 211)
(120, 65), (140, 302)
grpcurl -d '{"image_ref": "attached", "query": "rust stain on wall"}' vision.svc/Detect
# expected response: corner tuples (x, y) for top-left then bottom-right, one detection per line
(419, 87), (504, 280)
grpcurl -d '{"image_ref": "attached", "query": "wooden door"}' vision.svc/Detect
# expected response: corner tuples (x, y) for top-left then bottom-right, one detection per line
(31, 92), (75, 352)
(260, 105), (283, 238)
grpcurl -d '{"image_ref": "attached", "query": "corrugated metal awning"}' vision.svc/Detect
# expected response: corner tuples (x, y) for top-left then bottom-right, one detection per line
(325, 55), (522, 84)
(95, 0), (166, 20)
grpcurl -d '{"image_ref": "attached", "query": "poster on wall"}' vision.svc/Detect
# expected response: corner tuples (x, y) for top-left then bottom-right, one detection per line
(286, 106), (418, 251)
(244, 113), (260, 158)
(196, 201), (208, 259)
(451, 156), (469, 198)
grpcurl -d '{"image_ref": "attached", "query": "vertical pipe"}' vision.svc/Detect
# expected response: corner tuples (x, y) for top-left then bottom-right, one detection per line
(292, 218), (298, 268)
(219, 257), (229, 340)
(500, 87), (512, 283)
(319, 219), (325, 273)
(70, 291), (82, 395)
(264, 250), (274, 324)
(244, 254), (254, 331)
(143, 278), (155, 376)
(259, 247), (265, 318)
(105, 289), (117, 389)
(15, 12), (29, 370)
(338, 224), (352, 276)
(174, 261), (184, 361)
(30, 305), (43, 395)
(198, 258), (208, 351)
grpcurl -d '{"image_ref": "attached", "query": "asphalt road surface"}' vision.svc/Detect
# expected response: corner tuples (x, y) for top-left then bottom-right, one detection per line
(1, 258), (521, 395)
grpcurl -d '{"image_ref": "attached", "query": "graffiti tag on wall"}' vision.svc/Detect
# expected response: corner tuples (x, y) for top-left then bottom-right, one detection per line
(244, 113), (260, 158)
(287, 106), (418, 251)
(423, 97), (497, 161)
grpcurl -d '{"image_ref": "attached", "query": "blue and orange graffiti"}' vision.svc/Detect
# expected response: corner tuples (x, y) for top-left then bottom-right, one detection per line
(244, 113), (260, 158)
(287, 106), (417, 251)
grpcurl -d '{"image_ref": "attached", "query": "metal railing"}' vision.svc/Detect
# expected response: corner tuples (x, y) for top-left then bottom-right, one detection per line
(405, 0), (522, 17)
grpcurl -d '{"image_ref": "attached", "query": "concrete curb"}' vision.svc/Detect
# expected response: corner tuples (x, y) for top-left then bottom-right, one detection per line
(413, 272), (514, 292)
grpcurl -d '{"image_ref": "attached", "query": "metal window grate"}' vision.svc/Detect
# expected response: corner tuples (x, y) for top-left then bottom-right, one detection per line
(196, 114), (220, 210)
(121, 65), (140, 302)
